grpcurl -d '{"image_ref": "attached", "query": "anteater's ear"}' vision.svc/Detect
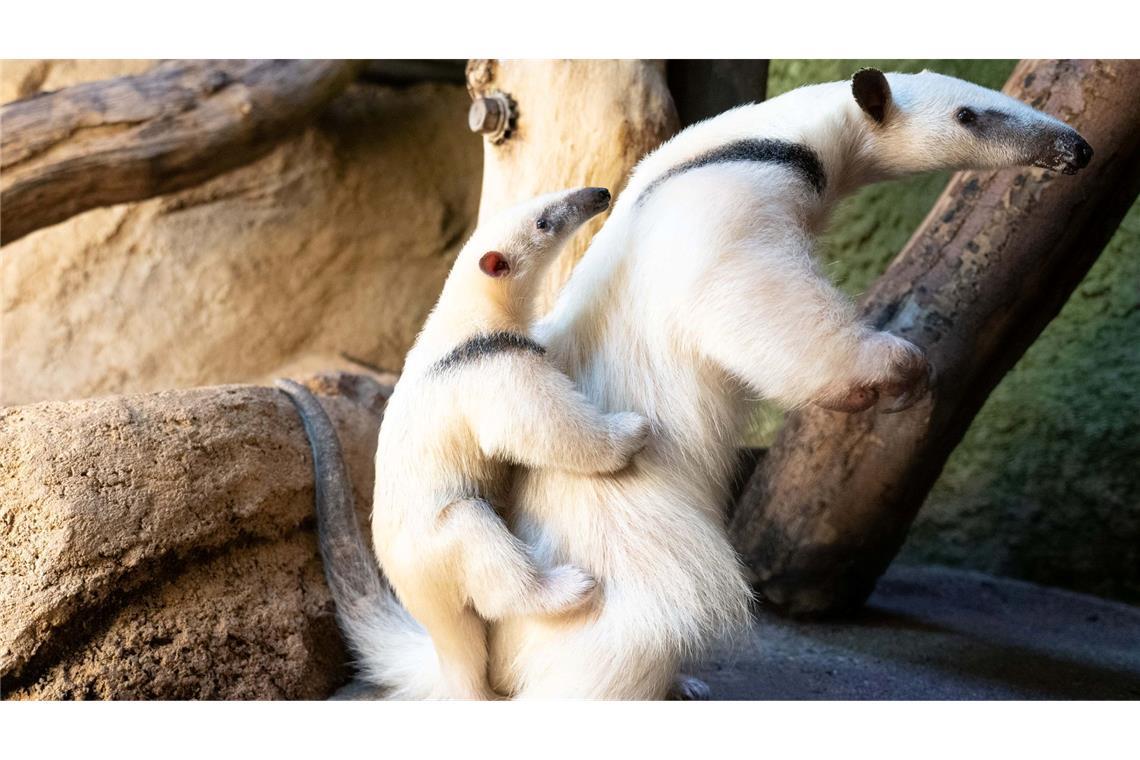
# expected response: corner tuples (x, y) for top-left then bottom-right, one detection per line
(479, 251), (511, 277)
(852, 68), (891, 124)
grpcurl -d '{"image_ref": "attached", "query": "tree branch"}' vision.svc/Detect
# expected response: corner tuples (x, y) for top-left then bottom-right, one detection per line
(731, 59), (1140, 616)
(1, 59), (361, 246)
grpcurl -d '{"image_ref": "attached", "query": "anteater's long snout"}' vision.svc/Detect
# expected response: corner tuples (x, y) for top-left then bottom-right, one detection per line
(1069, 135), (1094, 171)
(1035, 130), (1094, 175)
(570, 186), (612, 217)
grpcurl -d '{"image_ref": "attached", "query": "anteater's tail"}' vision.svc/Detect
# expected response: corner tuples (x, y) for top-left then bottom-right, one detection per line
(275, 378), (440, 698)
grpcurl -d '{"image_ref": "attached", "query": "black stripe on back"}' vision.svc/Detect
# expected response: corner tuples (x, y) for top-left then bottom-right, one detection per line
(431, 331), (546, 373)
(637, 138), (826, 205)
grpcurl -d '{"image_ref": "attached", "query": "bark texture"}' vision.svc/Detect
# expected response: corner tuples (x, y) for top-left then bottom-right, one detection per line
(732, 59), (1140, 616)
(1, 59), (360, 245)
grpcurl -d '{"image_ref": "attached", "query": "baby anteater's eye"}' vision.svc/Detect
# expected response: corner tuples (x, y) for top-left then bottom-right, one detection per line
(955, 107), (977, 126)
(535, 218), (549, 231)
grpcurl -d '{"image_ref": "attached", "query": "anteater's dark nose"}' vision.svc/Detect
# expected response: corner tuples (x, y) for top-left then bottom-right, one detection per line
(1073, 137), (1094, 169)
(592, 187), (611, 203)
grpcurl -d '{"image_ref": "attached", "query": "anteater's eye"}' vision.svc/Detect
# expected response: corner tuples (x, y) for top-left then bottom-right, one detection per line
(535, 218), (549, 231)
(955, 107), (977, 125)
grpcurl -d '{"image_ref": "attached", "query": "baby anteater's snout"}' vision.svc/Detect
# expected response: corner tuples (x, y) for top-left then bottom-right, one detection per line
(579, 186), (611, 214)
(533, 187), (612, 239)
(551, 186), (611, 230)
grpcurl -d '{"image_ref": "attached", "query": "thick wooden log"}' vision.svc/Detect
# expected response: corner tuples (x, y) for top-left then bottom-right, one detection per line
(1, 59), (360, 246)
(666, 60), (768, 128)
(731, 59), (1140, 616)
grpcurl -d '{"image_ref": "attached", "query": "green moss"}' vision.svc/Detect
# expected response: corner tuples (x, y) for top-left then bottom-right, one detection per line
(753, 60), (1140, 602)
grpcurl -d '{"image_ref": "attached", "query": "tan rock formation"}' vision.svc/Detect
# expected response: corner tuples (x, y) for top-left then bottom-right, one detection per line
(1, 60), (481, 407)
(0, 373), (387, 699)
(0, 59), (156, 103)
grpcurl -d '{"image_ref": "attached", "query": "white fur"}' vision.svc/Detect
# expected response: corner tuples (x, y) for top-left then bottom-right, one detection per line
(369, 188), (649, 699)
(353, 71), (1086, 699)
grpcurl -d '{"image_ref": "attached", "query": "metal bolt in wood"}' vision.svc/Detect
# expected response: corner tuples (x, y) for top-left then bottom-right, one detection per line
(468, 91), (515, 144)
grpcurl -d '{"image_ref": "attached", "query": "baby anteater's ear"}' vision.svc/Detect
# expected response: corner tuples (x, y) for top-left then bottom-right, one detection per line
(479, 251), (511, 277)
(852, 68), (891, 124)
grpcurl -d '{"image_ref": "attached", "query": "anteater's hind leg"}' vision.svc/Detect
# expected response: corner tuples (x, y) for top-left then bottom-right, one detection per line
(439, 497), (597, 620)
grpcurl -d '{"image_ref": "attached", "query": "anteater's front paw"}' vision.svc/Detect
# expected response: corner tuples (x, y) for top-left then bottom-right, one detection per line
(815, 332), (931, 414)
(873, 333), (932, 413)
(816, 385), (880, 413)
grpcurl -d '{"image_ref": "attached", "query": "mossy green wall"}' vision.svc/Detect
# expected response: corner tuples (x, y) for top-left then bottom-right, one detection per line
(759, 60), (1140, 602)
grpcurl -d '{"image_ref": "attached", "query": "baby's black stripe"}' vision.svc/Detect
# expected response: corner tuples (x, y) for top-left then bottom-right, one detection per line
(431, 331), (546, 373)
(637, 138), (826, 205)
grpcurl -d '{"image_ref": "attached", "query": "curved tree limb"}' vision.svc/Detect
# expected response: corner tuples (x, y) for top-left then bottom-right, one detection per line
(731, 59), (1140, 616)
(1, 59), (361, 246)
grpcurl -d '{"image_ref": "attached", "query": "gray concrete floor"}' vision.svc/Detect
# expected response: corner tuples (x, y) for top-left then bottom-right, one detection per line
(333, 564), (1140, 700)
(701, 564), (1140, 699)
